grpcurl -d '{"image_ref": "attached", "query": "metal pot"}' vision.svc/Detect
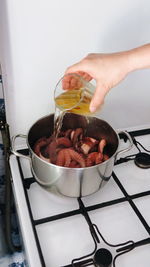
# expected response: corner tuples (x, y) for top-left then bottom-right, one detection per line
(11, 113), (133, 197)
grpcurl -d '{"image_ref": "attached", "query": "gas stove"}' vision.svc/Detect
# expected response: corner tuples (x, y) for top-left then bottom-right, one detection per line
(9, 127), (150, 267)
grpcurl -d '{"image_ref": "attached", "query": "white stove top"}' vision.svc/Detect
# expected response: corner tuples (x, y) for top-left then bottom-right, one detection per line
(9, 129), (150, 267)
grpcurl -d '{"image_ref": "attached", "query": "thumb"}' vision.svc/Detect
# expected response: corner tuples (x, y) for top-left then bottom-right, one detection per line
(89, 83), (108, 113)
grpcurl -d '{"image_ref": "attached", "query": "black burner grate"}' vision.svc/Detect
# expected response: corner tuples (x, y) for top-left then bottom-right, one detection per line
(16, 128), (150, 267)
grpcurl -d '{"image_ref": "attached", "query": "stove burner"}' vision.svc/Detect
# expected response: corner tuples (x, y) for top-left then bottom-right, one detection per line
(94, 248), (112, 267)
(134, 152), (150, 168)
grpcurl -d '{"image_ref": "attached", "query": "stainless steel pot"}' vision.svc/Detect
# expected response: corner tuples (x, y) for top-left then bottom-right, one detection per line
(11, 113), (133, 197)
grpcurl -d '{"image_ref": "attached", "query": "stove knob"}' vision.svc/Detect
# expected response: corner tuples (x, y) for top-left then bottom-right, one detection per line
(94, 248), (112, 267)
(134, 152), (150, 168)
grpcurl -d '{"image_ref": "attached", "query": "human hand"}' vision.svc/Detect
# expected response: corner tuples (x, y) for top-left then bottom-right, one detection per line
(65, 52), (131, 113)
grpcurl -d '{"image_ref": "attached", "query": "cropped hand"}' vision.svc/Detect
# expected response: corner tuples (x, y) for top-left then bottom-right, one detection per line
(65, 52), (131, 113)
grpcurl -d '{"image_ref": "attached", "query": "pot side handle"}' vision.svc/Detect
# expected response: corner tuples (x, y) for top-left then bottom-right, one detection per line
(11, 134), (31, 161)
(115, 131), (133, 159)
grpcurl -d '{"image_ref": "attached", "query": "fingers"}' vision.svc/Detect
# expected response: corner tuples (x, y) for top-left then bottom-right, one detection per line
(77, 71), (92, 81)
(65, 63), (92, 82)
(62, 67), (92, 90)
(62, 73), (83, 90)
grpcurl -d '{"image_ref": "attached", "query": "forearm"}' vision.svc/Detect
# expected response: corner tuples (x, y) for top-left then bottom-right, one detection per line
(127, 43), (150, 72)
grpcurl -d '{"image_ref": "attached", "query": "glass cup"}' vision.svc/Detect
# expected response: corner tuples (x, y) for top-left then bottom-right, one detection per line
(54, 73), (95, 115)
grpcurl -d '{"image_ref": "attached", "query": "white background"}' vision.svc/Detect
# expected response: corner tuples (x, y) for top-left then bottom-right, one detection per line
(0, 0), (150, 143)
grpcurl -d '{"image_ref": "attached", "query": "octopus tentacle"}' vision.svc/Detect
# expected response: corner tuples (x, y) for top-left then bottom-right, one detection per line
(56, 137), (72, 147)
(64, 149), (72, 167)
(103, 154), (109, 161)
(80, 137), (98, 155)
(68, 148), (85, 167)
(69, 160), (79, 168)
(64, 129), (73, 138)
(99, 139), (107, 154)
(48, 137), (72, 163)
(56, 148), (85, 167)
(86, 152), (97, 167)
(56, 150), (66, 166)
(34, 137), (48, 156)
(86, 152), (102, 167)
(47, 140), (57, 163)
(34, 128), (109, 167)
(95, 152), (103, 164)
(71, 128), (83, 145)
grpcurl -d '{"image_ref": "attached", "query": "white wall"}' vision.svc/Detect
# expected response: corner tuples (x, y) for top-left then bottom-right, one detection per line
(0, 0), (150, 142)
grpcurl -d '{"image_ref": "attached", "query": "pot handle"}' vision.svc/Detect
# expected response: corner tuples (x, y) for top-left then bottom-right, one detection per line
(11, 134), (31, 161)
(115, 131), (133, 158)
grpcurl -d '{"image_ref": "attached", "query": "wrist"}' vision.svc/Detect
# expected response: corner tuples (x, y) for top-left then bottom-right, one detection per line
(118, 51), (134, 75)
(126, 44), (150, 72)
(124, 50), (138, 73)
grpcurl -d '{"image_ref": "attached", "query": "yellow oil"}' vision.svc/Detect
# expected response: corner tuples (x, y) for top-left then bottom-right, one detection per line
(55, 88), (93, 115)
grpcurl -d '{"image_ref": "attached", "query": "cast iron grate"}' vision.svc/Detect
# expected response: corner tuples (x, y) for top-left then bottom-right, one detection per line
(16, 128), (150, 267)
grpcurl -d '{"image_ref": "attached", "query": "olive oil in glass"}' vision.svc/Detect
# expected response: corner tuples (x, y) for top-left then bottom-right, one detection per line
(53, 73), (95, 137)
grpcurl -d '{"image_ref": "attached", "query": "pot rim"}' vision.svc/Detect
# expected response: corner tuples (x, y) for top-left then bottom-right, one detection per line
(27, 113), (120, 169)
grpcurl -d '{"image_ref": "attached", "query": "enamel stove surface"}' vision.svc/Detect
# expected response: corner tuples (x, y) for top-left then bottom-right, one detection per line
(9, 128), (150, 267)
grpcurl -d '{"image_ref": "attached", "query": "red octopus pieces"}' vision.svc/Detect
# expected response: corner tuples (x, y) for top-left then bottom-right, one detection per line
(33, 128), (109, 168)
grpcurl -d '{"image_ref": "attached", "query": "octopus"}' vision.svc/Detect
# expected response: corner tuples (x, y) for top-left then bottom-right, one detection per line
(33, 128), (109, 168)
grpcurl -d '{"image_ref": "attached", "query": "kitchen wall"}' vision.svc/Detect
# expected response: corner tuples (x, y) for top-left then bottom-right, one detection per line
(0, 0), (150, 145)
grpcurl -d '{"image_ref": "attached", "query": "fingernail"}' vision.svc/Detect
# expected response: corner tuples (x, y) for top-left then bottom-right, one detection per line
(90, 106), (97, 113)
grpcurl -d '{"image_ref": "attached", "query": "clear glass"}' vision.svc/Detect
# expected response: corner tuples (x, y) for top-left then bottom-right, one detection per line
(54, 73), (95, 115)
